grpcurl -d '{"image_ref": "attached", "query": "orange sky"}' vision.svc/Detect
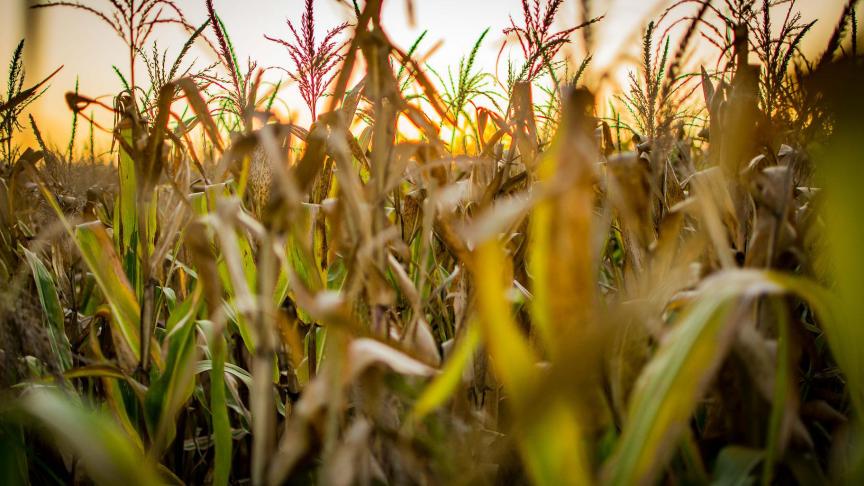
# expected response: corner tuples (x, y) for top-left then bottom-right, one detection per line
(0, 0), (856, 153)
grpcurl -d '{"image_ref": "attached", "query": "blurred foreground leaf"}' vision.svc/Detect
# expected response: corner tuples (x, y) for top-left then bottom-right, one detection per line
(17, 389), (161, 485)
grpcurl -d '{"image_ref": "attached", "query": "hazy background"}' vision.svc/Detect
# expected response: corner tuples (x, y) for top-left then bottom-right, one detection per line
(0, 0), (855, 153)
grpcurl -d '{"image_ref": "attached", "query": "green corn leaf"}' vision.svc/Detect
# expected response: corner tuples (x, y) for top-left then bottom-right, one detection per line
(605, 270), (841, 486)
(0, 422), (29, 485)
(223, 300), (255, 353)
(144, 286), (203, 455)
(194, 360), (253, 389)
(22, 247), (72, 371)
(116, 125), (138, 261)
(816, 113), (864, 416)
(76, 221), (143, 365)
(412, 324), (480, 421)
(61, 364), (145, 394)
(205, 320), (232, 486)
(712, 446), (765, 486)
(85, 334), (147, 452)
(17, 389), (162, 486)
(160, 286), (177, 314)
(762, 298), (791, 486)
(164, 284), (201, 334)
(606, 287), (737, 485)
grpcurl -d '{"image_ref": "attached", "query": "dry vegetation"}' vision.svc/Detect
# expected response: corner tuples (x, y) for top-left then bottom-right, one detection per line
(1, 0), (863, 484)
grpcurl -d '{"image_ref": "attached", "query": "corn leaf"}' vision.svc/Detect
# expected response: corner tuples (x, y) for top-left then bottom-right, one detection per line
(22, 247), (72, 371)
(606, 270), (840, 485)
(412, 324), (480, 421)
(203, 320), (232, 486)
(144, 286), (203, 455)
(116, 125), (139, 269)
(712, 446), (765, 486)
(76, 221), (142, 363)
(18, 389), (161, 486)
(473, 240), (591, 486)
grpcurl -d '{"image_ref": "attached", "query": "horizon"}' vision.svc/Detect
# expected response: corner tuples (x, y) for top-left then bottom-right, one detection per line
(0, 0), (855, 153)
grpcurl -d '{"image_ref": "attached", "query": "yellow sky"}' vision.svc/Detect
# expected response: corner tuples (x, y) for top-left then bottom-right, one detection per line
(0, 0), (855, 153)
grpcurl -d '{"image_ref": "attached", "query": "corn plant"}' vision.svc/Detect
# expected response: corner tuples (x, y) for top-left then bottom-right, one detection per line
(2, 1), (864, 485)
(428, 28), (503, 150)
(500, 0), (603, 88)
(264, 0), (350, 122)
(31, 0), (194, 95)
(1, 40), (61, 164)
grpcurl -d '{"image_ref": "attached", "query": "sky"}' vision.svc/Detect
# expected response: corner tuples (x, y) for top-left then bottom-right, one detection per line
(0, 0), (856, 152)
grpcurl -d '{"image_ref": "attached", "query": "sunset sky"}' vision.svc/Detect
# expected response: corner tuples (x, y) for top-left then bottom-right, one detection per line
(0, 0), (856, 152)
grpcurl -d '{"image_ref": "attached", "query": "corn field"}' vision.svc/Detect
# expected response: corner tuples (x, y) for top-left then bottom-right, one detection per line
(1, 0), (863, 484)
